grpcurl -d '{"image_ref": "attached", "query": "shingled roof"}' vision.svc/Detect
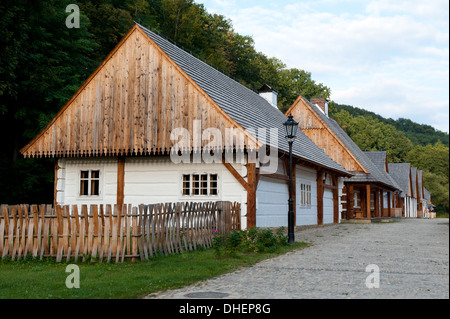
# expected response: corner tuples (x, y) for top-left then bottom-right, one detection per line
(388, 163), (411, 196)
(137, 24), (350, 176)
(297, 98), (397, 189)
(363, 151), (401, 190)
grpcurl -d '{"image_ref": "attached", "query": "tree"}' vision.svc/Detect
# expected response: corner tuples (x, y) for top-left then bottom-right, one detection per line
(405, 142), (449, 179)
(331, 110), (413, 162)
(0, 0), (99, 203)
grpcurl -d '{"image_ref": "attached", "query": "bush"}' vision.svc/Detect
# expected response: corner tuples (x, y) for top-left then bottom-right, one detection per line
(213, 227), (290, 258)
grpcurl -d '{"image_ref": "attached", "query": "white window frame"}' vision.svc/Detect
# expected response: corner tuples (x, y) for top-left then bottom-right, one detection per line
(299, 182), (312, 208)
(78, 169), (102, 198)
(180, 172), (220, 198)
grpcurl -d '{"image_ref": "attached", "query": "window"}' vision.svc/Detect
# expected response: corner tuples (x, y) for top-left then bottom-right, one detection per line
(300, 183), (312, 207)
(182, 173), (218, 197)
(80, 170), (100, 196)
(354, 190), (361, 208)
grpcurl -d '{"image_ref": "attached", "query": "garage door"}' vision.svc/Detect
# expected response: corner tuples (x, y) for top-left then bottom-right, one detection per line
(323, 188), (334, 224)
(256, 177), (289, 227)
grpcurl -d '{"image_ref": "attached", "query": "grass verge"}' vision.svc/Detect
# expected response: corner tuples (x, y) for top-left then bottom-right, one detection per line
(0, 242), (308, 299)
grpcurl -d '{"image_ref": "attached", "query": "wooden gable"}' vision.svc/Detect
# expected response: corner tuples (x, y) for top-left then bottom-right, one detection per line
(20, 25), (259, 158)
(286, 96), (367, 173)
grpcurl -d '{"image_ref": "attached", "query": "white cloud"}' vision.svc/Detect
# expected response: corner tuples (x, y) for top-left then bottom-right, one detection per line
(200, 0), (449, 132)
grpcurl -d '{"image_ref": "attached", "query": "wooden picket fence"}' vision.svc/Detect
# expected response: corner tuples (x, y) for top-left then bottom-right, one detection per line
(0, 201), (240, 263)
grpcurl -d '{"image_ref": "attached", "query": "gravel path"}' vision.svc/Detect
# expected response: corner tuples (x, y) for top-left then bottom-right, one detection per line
(146, 218), (449, 299)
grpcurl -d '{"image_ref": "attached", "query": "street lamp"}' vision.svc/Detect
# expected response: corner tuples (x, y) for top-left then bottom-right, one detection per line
(284, 114), (299, 244)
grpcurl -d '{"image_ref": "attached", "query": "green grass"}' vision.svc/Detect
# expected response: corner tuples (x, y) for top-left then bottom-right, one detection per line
(0, 242), (308, 299)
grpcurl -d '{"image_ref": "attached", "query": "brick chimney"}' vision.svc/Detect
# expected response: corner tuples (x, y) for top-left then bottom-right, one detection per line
(310, 97), (328, 116)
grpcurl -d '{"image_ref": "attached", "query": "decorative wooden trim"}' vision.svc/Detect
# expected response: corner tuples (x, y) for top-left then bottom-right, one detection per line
(117, 157), (125, 207)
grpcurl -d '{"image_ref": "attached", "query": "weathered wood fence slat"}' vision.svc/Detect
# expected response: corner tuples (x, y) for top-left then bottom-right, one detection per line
(0, 201), (240, 263)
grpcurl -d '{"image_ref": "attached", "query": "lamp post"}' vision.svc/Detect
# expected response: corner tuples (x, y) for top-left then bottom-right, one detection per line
(284, 114), (299, 244)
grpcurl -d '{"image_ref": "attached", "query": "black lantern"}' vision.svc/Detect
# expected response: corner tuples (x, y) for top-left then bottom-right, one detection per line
(284, 113), (299, 244)
(284, 114), (299, 140)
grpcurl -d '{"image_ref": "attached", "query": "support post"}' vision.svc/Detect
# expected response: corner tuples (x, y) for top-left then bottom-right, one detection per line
(246, 162), (257, 229)
(366, 184), (371, 220)
(347, 185), (354, 219)
(317, 170), (324, 226)
(388, 191), (392, 217)
(117, 156), (125, 207)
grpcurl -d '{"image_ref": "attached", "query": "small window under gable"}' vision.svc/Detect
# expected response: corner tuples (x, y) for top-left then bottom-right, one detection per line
(80, 170), (100, 196)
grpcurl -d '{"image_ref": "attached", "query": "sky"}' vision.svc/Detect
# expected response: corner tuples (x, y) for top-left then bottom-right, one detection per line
(198, 0), (449, 133)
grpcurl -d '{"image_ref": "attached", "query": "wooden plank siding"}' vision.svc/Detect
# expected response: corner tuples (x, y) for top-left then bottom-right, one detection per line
(20, 26), (259, 159)
(286, 96), (367, 173)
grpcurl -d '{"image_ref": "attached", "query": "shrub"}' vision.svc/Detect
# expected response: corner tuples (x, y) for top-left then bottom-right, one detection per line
(213, 227), (290, 257)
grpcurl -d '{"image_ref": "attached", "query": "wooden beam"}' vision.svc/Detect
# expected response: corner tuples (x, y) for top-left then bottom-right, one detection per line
(387, 191), (392, 217)
(347, 184), (354, 220)
(117, 156), (125, 207)
(317, 170), (324, 226)
(380, 189), (384, 217)
(366, 184), (371, 219)
(375, 189), (380, 218)
(247, 162), (257, 229)
(332, 175), (339, 224)
(261, 173), (289, 182)
(222, 160), (249, 192)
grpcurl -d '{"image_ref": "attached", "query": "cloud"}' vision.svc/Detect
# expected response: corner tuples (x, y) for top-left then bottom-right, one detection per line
(200, 0), (449, 132)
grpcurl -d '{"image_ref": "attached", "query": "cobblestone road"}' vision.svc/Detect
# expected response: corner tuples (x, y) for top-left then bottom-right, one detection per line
(147, 218), (449, 299)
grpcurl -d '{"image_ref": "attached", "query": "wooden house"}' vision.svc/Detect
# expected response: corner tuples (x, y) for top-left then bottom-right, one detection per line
(387, 163), (417, 218)
(363, 151), (403, 217)
(416, 169), (425, 218)
(423, 188), (435, 218)
(20, 24), (352, 230)
(285, 97), (399, 221)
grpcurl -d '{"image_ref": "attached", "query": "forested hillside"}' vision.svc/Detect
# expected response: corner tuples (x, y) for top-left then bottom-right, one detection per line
(329, 102), (449, 147)
(0, 0), (447, 213)
(328, 103), (449, 215)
